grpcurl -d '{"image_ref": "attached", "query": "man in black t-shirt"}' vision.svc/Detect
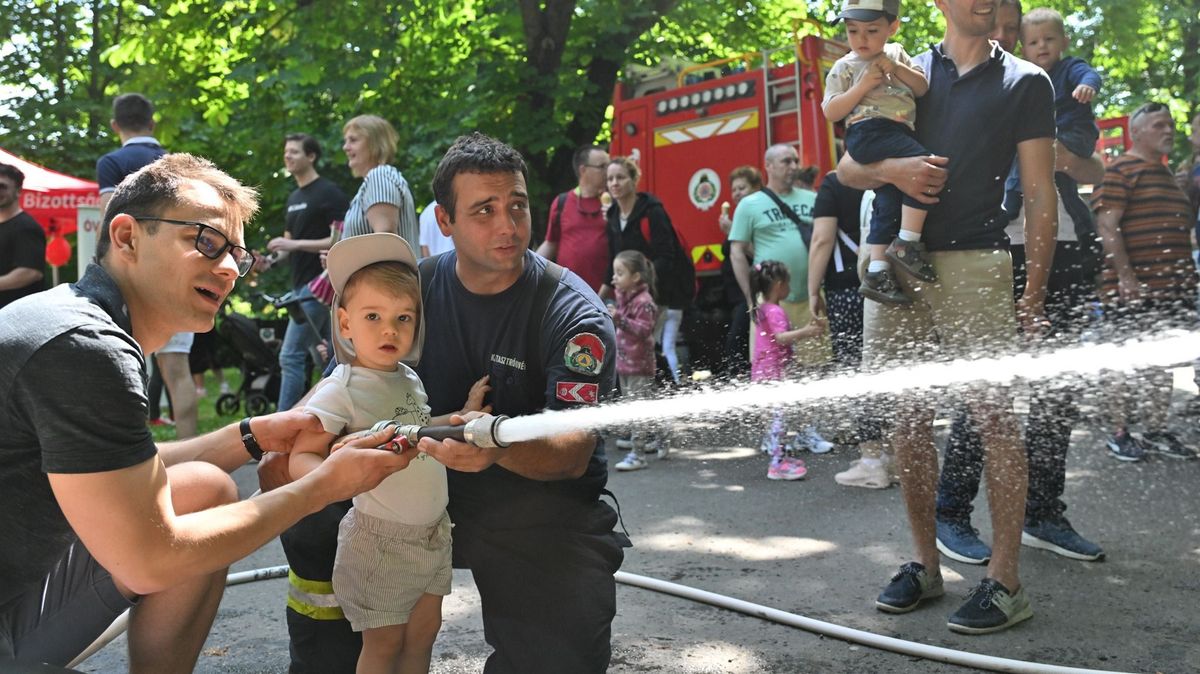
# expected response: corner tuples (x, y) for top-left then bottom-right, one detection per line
(0, 153), (411, 670)
(0, 164), (46, 308)
(265, 133), (349, 411)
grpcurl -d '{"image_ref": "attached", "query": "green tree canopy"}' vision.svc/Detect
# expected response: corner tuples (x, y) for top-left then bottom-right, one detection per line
(2, 0), (1197, 296)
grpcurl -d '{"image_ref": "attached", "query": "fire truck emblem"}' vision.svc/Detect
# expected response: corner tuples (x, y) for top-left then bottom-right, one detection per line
(564, 332), (605, 376)
(688, 169), (721, 212)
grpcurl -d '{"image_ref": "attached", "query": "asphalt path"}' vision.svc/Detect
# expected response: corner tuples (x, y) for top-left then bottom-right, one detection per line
(78, 381), (1200, 674)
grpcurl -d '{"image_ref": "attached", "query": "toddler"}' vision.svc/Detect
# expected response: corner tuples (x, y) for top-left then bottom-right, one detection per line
(1003, 7), (1102, 234)
(610, 250), (662, 472)
(751, 261), (826, 481)
(822, 0), (933, 305)
(289, 233), (490, 674)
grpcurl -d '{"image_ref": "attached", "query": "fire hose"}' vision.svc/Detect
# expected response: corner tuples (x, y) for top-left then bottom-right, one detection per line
(66, 416), (1134, 673)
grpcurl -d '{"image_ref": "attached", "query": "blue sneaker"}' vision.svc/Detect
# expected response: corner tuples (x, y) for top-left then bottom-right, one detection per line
(1106, 429), (1146, 462)
(936, 517), (992, 565)
(1022, 517), (1105, 561)
(876, 562), (944, 613)
(947, 578), (1033, 635)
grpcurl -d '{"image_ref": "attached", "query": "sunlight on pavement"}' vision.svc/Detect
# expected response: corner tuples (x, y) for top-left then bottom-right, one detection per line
(690, 447), (758, 460)
(637, 533), (836, 560)
(669, 641), (766, 672)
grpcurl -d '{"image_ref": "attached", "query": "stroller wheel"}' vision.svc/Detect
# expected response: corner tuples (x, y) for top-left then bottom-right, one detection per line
(216, 393), (240, 416)
(246, 393), (273, 417)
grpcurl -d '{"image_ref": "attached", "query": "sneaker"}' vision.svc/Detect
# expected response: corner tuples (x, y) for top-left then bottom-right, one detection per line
(936, 518), (992, 565)
(859, 267), (912, 305)
(885, 238), (938, 282)
(802, 426), (834, 454)
(148, 417), (175, 427)
(615, 438), (634, 450)
(834, 458), (890, 489)
(195, 385), (207, 396)
(947, 578), (1033, 634)
(1106, 429), (1146, 462)
(614, 451), (647, 471)
(876, 562), (944, 613)
(1022, 517), (1105, 561)
(767, 457), (808, 481)
(655, 443), (671, 460)
(1141, 431), (1198, 460)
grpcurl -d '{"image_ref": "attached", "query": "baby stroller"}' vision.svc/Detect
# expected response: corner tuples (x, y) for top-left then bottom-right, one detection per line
(215, 305), (282, 417)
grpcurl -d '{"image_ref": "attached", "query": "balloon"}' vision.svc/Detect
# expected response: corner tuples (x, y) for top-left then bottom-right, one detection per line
(46, 236), (71, 267)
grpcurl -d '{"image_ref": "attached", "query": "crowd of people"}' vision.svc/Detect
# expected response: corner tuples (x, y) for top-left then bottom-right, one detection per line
(3, 0), (1200, 670)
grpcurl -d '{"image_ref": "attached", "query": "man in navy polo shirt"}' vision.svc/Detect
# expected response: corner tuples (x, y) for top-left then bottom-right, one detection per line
(839, 0), (1058, 634)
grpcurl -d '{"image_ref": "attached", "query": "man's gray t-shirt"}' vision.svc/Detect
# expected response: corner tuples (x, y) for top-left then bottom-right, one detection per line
(0, 264), (157, 604)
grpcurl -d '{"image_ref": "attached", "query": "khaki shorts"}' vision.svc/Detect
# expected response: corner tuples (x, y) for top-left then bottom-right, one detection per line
(332, 508), (453, 632)
(862, 249), (1017, 368)
(749, 297), (833, 367)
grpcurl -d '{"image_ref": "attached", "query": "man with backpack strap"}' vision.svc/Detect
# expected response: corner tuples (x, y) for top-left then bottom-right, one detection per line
(730, 143), (831, 366)
(536, 144), (610, 292)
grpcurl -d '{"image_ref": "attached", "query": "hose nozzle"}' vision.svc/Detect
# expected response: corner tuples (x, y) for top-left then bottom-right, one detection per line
(370, 414), (511, 451)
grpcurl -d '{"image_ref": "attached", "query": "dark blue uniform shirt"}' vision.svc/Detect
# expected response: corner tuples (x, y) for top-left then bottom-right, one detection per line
(416, 251), (617, 524)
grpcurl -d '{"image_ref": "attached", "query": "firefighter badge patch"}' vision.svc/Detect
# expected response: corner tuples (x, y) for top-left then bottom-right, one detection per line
(564, 332), (605, 376)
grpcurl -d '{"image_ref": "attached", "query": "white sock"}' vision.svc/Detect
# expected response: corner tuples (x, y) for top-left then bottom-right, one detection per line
(868, 260), (889, 273)
(860, 457), (883, 468)
(898, 229), (921, 242)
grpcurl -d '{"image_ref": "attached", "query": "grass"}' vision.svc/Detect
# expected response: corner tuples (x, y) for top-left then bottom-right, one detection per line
(148, 367), (251, 443)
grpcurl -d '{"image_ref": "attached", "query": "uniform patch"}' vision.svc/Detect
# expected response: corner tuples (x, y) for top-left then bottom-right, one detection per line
(556, 381), (599, 404)
(564, 332), (605, 375)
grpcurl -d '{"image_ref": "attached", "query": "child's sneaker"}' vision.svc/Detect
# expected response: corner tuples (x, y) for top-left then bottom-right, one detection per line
(615, 451), (647, 471)
(767, 457), (808, 481)
(885, 238), (938, 282)
(859, 267), (912, 305)
(802, 426), (834, 454)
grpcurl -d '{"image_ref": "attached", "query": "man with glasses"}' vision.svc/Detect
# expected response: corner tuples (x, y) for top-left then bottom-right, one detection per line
(537, 144), (610, 292)
(0, 163), (46, 309)
(0, 153), (415, 670)
(1094, 101), (1199, 461)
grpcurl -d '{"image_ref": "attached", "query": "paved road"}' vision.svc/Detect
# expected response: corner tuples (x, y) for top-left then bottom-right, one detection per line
(79, 385), (1200, 673)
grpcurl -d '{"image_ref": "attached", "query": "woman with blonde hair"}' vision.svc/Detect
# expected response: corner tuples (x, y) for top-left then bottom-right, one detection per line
(604, 156), (695, 386)
(341, 114), (419, 243)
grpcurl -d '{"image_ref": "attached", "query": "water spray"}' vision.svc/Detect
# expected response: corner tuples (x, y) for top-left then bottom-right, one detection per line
(370, 414), (512, 450)
(495, 330), (1200, 444)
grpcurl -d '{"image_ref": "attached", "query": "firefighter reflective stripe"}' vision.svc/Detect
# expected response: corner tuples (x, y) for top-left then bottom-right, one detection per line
(287, 569), (345, 620)
(654, 110), (759, 147)
(692, 244), (724, 264)
(832, 228), (860, 273)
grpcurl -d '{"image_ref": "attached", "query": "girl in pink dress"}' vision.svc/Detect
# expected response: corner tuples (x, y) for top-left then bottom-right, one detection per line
(751, 261), (826, 480)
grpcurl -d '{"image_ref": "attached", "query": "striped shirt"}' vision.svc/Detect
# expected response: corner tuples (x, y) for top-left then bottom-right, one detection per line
(342, 164), (419, 245)
(1096, 154), (1196, 301)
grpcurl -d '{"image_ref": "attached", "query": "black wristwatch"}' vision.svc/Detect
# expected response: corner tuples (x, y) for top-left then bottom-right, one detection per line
(240, 417), (264, 461)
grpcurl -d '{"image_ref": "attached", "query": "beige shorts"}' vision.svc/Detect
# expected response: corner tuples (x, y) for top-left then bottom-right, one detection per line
(748, 297), (833, 367)
(862, 249), (1017, 368)
(332, 508), (453, 632)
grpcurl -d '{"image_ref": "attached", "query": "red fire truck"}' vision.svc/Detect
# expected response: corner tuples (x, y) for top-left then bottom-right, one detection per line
(609, 31), (849, 279)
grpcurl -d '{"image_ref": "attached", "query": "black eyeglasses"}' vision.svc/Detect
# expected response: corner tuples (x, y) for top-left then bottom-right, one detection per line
(130, 216), (256, 277)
